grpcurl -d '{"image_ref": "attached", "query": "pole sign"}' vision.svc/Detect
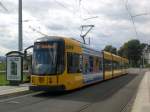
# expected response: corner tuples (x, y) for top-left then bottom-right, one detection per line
(6, 56), (23, 81)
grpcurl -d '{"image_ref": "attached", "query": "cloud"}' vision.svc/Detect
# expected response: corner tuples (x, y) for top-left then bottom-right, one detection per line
(0, 0), (150, 55)
(0, 45), (11, 55)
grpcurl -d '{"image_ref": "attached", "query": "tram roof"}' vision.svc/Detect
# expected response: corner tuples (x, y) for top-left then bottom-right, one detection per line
(35, 36), (64, 42)
(34, 36), (128, 61)
(35, 36), (101, 52)
(103, 51), (129, 62)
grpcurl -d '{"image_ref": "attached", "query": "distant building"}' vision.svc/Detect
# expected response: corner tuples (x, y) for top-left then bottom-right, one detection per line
(143, 45), (150, 64)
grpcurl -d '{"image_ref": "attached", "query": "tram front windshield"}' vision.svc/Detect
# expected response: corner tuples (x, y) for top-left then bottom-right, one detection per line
(32, 41), (64, 75)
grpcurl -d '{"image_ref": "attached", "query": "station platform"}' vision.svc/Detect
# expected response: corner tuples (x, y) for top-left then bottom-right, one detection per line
(0, 83), (29, 96)
(131, 71), (150, 112)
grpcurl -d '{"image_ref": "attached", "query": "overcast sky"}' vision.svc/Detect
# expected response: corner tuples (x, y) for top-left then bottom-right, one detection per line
(0, 0), (150, 55)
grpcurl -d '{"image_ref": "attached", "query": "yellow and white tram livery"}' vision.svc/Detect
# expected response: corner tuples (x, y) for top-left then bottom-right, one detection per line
(30, 36), (129, 91)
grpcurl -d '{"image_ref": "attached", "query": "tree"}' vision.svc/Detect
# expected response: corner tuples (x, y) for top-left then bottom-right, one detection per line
(140, 43), (148, 50)
(104, 45), (117, 54)
(118, 39), (144, 67)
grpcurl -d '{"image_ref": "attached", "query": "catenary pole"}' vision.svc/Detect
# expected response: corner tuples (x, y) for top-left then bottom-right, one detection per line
(18, 0), (22, 51)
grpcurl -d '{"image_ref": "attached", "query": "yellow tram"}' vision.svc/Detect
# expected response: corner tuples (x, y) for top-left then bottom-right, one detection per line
(30, 36), (129, 91)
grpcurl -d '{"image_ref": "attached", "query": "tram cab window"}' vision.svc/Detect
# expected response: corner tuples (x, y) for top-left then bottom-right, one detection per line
(67, 53), (81, 73)
(32, 41), (65, 75)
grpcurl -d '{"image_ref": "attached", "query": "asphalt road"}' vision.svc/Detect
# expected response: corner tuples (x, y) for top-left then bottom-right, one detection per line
(0, 73), (144, 112)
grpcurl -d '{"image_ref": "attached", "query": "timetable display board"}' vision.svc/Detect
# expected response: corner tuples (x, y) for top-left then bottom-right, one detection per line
(6, 56), (23, 81)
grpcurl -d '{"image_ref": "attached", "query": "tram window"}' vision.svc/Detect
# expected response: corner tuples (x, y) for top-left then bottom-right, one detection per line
(113, 61), (120, 70)
(94, 57), (99, 72)
(121, 62), (124, 69)
(123, 63), (125, 69)
(67, 53), (81, 73)
(119, 62), (121, 69)
(99, 59), (103, 71)
(89, 56), (94, 72)
(104, 59), (112, 71)
(83, 54), (89, 74)
(56, 47), (65, 74)
(113, 62), (118, 69)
